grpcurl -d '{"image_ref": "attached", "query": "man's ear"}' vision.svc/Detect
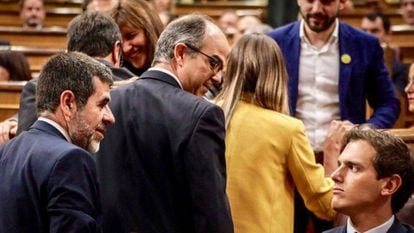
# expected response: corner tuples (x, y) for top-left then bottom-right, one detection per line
(173, 43), (187, 68)
(112, 40), (122, 67)
(381, 174), (402, 197)
(60, 90), (77, 122)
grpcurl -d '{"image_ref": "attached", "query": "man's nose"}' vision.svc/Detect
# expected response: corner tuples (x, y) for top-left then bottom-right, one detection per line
(211, 70), (223, 84)
(103, 105), (115, 125)
(311, 0), (324, 12)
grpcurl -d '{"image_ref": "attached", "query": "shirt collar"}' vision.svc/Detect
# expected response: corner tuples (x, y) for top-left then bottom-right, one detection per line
(347, 215), (394, 233)
(299, 18), (339, 43)
(148, 67), (183, 89)
(38, 117), (72, 143)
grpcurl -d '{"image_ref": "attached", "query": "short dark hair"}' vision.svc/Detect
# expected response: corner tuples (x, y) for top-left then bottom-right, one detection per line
(343, 129), (414, 213)
(67, 11), (122, 58)
(36, 52), (113, 114)
(364, 12), (391, 33)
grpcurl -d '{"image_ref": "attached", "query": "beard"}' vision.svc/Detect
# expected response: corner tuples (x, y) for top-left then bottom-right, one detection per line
(300, 11), (337, 33)
(27, 17), (41, 27)
(68, 112), (101, 153)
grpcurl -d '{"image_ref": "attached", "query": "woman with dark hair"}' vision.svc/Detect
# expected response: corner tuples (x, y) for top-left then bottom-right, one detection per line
(215, 33), (336, 232)
(110, 0), (164, 76)
(0, 51), (32, 81)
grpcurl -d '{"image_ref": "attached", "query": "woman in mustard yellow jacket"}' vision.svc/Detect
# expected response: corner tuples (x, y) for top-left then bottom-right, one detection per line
(215, 33), (336, 233)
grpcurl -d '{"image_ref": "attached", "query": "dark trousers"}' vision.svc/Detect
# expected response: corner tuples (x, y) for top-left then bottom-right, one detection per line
(294, 151), (333, 233)
(294, 189), (333, 233)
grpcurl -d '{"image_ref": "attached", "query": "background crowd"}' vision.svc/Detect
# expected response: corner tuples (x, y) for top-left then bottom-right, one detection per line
(0, 0), (414, 233)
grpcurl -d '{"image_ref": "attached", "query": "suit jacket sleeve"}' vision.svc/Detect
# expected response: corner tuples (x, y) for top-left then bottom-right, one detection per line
(17, 80), (37, 135)
(47, 148), (102, 233)
(287, 121), (336, 221)
(365, 40), (400, 128)
(183, 105), (234, 233)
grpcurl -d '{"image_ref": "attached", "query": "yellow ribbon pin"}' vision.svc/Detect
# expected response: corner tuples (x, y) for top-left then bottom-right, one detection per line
(341, 54), (351, 64)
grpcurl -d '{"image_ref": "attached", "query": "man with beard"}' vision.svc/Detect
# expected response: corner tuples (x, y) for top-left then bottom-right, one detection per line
(267, 0), (399, 232)
(19, 0), (46, 29)
(0, 52), (115, 233)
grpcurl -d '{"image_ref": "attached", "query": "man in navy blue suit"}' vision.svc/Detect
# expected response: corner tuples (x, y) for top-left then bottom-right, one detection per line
(267, 0), (400, 231)
(0, 52), (115, 233)
(324, 128), (414, 233)
(97, 14), (233, 233)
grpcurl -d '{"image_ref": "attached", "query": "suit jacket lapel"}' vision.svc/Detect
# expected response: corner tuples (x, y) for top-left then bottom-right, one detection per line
(287, 22), (301, 116)
(139, 70), (181, 89)
(387, 218), (409, 233)
(338, 23), (355, 120)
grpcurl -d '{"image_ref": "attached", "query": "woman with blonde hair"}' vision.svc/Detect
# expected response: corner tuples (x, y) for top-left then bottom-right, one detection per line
(215, 33), (336, 232)
(110, 0), (164, 76)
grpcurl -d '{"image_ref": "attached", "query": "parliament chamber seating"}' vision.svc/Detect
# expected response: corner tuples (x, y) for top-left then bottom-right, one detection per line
(0, 81), (26, 122)
(0, 0), (414, 129)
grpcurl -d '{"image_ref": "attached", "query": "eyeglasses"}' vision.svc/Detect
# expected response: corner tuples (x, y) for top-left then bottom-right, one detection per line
(184, 43), (223, 74)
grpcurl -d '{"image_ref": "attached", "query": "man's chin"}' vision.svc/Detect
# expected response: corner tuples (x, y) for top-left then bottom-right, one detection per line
(196, 86), (209, 97)
(87, 140), (101, 153)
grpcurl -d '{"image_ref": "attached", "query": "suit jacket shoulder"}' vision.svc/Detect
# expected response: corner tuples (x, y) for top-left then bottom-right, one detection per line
(323, 218), (414, 233)
(323, 226), (345, 233)
(0, 121), (101, 233)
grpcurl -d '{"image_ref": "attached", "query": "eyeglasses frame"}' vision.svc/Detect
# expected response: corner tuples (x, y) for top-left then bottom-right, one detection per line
(184, 43), (223, 74)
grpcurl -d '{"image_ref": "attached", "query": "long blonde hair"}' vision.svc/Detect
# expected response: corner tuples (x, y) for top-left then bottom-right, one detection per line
(215, 33), (289, 128)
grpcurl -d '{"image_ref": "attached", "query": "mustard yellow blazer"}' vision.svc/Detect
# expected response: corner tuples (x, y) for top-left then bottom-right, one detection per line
(225, 101), (336, 233)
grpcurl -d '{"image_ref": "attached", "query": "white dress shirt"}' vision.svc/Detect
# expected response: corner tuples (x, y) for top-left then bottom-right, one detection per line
(347, 215), (394, 233)
(149, 67), (184, 89)
(296, 19), (340, 152)
(38, 117), (71, 143)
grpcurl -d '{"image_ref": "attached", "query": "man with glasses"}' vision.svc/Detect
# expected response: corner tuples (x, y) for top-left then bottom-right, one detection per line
(96, 14), (233, 233)
(267, 0), (399, 232)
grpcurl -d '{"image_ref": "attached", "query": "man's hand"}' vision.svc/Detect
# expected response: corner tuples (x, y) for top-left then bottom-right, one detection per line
(0, 119), (17, 145)
(323, 120), (354, 176)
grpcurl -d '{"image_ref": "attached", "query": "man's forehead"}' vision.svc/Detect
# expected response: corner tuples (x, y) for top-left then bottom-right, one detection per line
(340, 140), (376, 161)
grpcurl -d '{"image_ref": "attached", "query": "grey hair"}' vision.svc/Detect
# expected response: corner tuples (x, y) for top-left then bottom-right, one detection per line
(152, 14), (213, 65)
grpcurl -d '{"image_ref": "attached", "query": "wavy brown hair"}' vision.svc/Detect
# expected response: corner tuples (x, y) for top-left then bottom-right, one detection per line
(110, 0), (164, 69)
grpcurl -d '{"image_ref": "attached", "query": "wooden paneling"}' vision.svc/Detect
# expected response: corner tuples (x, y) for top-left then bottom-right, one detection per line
(0, 81), (25, 122)
(388, 128), (414, 151)
(0, 26), (67, 49)
(175, 2), (267, 22)
(0, 1), (81, 27)
(0, 9), (79, 27)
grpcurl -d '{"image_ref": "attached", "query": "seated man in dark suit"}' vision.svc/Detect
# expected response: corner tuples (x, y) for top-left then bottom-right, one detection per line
(324, 128), (414, 233)
(97, 14), (233, 233)
(0, 52), (115, 232)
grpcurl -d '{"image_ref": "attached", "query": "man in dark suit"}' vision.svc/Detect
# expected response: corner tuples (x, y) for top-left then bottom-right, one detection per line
(97, 14), (233, 233)
(267, 0), (400, 231)
(12, 11), (135, 136)
(324, 128), (414, 233)
(0, 52), (115, 232)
